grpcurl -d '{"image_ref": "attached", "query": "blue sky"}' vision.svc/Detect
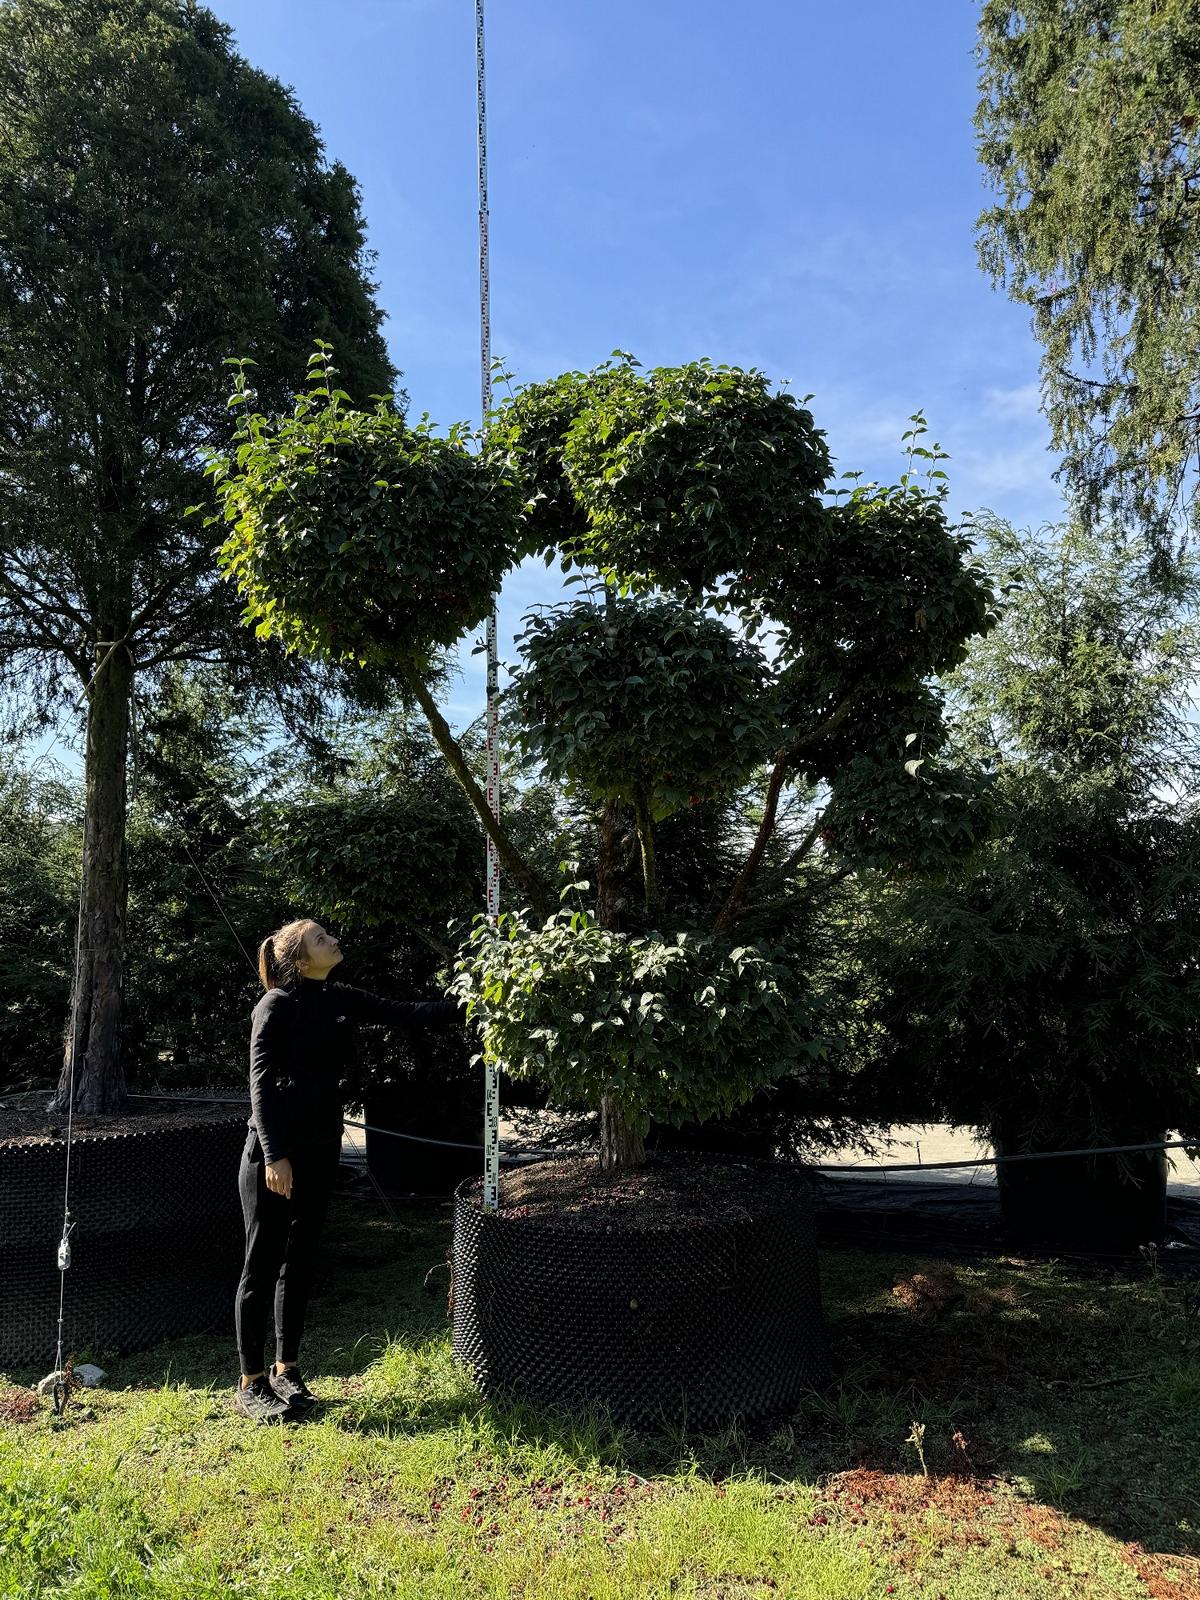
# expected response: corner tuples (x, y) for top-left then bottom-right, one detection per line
(30, 0), (1062, 764)
(207, 0), (1061, 728)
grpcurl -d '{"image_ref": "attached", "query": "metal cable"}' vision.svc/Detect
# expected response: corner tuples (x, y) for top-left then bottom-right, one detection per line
(476, 0), (501, 1214)
(111, 1096), (1198, 1170)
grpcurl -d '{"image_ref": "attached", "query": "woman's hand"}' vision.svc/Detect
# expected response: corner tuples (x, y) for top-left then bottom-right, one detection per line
(265, 1158), (293, 1200)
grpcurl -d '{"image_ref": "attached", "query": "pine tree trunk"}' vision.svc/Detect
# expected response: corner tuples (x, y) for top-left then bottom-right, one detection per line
(53, 644), (133, 1113)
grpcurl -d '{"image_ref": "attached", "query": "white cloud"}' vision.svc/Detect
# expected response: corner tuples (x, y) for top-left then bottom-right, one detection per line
(983, 381), (1043, 422)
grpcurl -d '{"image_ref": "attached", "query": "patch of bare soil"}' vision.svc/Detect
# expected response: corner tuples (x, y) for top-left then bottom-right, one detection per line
(462, 1151), (813, 1231)
(0, 1387), (39, 1424)
(0, 1099), (247, 1147)
(890, 1264), (1021, 1319)
(425, 1470), (658, 1555)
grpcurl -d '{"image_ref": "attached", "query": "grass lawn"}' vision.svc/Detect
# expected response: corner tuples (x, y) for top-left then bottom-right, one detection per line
(2, 1191), (1197, 1599)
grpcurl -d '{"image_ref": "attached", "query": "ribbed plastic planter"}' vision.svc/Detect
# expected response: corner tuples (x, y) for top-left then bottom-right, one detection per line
(0, 1112), (248, 1372)
(992, 1122), (1168, 1251)
(451, 1153), (828, 1429)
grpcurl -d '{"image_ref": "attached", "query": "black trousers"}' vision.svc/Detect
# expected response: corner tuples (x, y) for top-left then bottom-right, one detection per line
(234, 1128), (340, 1374)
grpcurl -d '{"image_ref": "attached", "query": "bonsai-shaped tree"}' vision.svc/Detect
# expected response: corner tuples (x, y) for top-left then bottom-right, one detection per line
(213, 351), (997, 1173)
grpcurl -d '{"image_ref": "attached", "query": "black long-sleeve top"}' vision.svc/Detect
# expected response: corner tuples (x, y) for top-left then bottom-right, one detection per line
(247, 975), (459, 1163)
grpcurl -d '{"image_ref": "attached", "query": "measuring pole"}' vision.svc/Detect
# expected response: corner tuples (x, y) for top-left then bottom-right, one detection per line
(476, 0), (501, 1213)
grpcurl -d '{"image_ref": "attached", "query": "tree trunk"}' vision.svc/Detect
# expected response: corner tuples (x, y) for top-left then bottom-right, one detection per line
(599, 1094), (645, 1173)
(53, 643), (133, 1113)
(594, 796), (625, 931)
(594, 795), (645, 1172)
(631, 789), (660, 919)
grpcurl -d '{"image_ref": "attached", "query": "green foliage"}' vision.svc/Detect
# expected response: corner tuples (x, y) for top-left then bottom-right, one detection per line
(821, 740), (991, 876)
(976, 0), (1200, 550)
(495, 358), (830, 595)
(452, 905), (826, 1135)
(565, 360), (831, 593)
(0, 0), (395, 720)
(0, 768), (77, 1091)
(864, 521), (1200, 1141)
(506, 595), (779, 821)
(122, 670), (280, 1085)
(212, 350), (526, 670)
(767, 481), (998, 751)
(277, 786), (479, 943)
(481, 368), (606, 554)
(216, 343), (997, 1158)
(0, 0), (396, 1103)
(951, 516), (1200, 794)
(868, 769), (1200, 1142)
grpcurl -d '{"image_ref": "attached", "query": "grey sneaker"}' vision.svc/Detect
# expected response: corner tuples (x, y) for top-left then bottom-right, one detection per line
(269, 1365), (318, 1418)
(234, 1374), (290, 1424)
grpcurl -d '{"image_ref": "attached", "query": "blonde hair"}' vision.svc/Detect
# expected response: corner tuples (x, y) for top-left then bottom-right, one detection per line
(257, 919), (315, 992)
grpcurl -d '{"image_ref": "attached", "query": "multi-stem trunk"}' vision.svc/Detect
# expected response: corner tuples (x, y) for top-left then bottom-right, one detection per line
(594, 796), (625, 930)
(53, 642), (133, 1113)
(594, 791), (646, 1172)
(630, 788), (660, 920)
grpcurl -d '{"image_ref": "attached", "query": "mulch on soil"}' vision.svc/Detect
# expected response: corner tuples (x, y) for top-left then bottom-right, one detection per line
(0, 1100), (248, 1147)
(461, 1150), (814, 1230)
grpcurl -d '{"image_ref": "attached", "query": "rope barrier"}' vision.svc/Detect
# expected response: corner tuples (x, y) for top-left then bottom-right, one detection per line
(102, 1095), (1196, 1169)
(121, 1093), (559, 1158)
(811, 1139), (1198, 1174)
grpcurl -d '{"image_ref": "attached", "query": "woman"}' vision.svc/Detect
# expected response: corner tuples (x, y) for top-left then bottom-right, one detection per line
(234, 917), (459, 1423)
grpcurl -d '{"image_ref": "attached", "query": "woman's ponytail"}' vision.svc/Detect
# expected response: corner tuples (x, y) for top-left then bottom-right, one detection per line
(257, 920), (313, 992)
(257, 936), (278, 991)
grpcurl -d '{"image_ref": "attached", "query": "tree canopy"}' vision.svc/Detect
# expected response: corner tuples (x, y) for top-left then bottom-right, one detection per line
(976, 0), (1200, 557)
(0, 0), (394, 730)
(0, 0), (394, 1108)
(218, 351), (997, 1167)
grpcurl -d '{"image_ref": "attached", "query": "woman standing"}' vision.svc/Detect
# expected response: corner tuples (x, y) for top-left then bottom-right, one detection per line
(234, 917), (459, 1423)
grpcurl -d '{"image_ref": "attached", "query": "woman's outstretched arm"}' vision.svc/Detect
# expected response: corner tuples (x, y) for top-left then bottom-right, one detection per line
(328, 983), (460, 1032)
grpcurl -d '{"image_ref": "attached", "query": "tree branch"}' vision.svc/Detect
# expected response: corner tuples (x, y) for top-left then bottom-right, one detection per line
(739, 867), (853, 920)
(0, 579), (88, 678)
(129, 547), (211, 634)
(774, 810), (828, 882)
(712, 688), (864, 933)
(2, 548), (91, 634)
(395, 653), (552, 922)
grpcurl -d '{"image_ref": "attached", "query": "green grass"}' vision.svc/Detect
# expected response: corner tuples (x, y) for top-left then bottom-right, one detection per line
(1, 1195), (1197, 1599)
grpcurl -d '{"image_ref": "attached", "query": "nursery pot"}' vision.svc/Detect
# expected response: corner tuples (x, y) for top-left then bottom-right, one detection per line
(0, 1109), (248, 1371)
(451, 1152), (828, 1429)
(991, 1120), (1167, 1251)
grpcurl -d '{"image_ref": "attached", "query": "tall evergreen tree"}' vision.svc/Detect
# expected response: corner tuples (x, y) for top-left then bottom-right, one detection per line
(0, 0), (394, 1110)
(976, 1), (1200, 559)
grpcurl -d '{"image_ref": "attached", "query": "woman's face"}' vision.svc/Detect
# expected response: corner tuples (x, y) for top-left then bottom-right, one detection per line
(297, 922), (344, 980)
